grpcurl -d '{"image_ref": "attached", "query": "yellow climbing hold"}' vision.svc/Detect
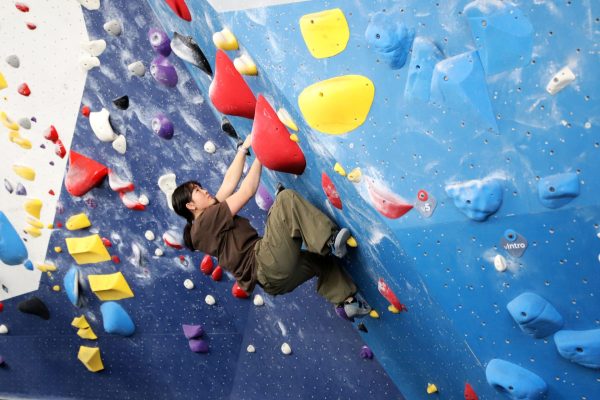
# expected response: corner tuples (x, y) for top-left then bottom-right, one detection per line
(37, 263), (57, 273)
(298, 75), (374, 135)
(233, 54), (258, 76)
(27, 216), (44, 229)
(8, 131), (32, 149)
(73, 316), (98, 340)
(24, 226), (42, 237)
(427, 383), (438, 394)
(388, 305), (401, 314)
(299, 8), (349, 59)
(88, 271), (134, 301)
(369, 310), (380, 319)
(78, 327), (98, 340)
(47, 223), (54, 229)
(212, 27), (239, 50)
(52, 285), (61, 292)
(24, 198), (42, 218)
(72, 315), (90, 329)
(54, 246), (62, 253)
(333, 162), (346, 176)
(346, 236), (358, 248)
(0, 72), (7, 90)
(289, 134), (299, 142)
(66, 234), (111, 264)
(1, 112), (19, 130)
(66, 213), (91, 231)
(348, 167), (362, 183)
(78, 346), (104, 372)
(277, 108), (298, 131)
(12, 164), (36, 181)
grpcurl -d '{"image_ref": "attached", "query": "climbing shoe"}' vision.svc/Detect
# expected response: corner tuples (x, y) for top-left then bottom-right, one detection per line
(335, 293), (372, 322)
(329, 228), (351, 258)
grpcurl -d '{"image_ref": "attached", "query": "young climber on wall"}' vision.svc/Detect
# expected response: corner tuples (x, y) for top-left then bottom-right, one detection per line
(171, 134), (371, 321)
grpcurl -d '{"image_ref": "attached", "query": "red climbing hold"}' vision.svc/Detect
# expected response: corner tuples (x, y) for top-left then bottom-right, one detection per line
(18, 83), (31, 96)
(321, 172), (342, 209)
(64, 150), (108, 197)
(0, 303), (4, 312)
(54, 139), (66, 158)
(102, 237), (112, 247)
(15, 3), (29, 12)
(211, 265), (223, 281)
(112, 255), (120, 264)
(368, 181), (413, 219)
(377, 278), (408, 312)
(108, 169), (135, 193)
(56, 222), (63, 228)
(26, 22), (36, 30)
(48, 189), (55, 196)
(119, 192), (146, 211)
(464, 383), (479, 400)
(251, 95), (306, 175)
(44, 125), (58, 142)
(81, 105), (91, 117)
(209, 50), (256, 119)
(164, 0), (192, 22)
(232, 281), (249, 299)
(200, 254), (214, 275)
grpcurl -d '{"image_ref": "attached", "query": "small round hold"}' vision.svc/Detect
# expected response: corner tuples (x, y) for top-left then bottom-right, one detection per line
(6, 55), (20, 68)
(128, 61), (146, 77)
(281, 342), (292, 355)
(52, 285), (60, 292)
(205, 295), (216, 305)
(154, 248), (163, 257)
(103, 19), (122, 36)
(494, 254), (508, 272)
(417, 189), (428, 201)
(0, 324), (8, 334)
(204, 141), (216, 154)
(246, 345), (256, 353)
(184, 279), (194, 290)
(144, 230), (155, 241)
(138, 194), (149, 205)
(253, 294), (264, 306)
(152, 113), (174, 140)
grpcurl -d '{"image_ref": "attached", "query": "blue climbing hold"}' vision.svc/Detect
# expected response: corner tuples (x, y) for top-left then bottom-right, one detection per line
(506, 292), (563, 339)
(537, 172), (580, 209)
(100, 301), (135, 336)
(365, 12), (415, 69)
(431, 50), (498, 133)
(445, 177), (503, 221)
(463, 1), (533, 76)
(24, 260), (34, 270)
(63, 267), (80, 307)
(404, 37), (444, 102)
(485, 359), (547, 400)
(554, 329), (600, 369)
(0, 211), (28, 265)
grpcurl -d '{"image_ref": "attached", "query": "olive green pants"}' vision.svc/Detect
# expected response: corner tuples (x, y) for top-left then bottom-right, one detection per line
(255, 190), (357, 304)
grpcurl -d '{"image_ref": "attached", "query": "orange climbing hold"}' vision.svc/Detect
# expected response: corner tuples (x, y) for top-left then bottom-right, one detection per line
(368, 181), (413, 219)
(209, 50), (256, 119)
(65, 150), (108, 197)
(321, 172), (342, 209)
(164, 0), (191, 22)
(251, 95), (306, 175)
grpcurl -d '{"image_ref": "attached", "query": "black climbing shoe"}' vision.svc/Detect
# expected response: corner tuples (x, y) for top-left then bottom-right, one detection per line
(335, 293), (372, 322)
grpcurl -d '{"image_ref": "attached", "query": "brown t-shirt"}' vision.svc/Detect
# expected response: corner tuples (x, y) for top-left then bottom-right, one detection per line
(190, 201), (260, 292)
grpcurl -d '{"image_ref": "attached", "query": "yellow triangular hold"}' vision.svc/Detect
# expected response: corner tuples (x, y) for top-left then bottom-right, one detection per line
(427, 383), (438, 394)
(1, 112), (19, 130)
(289, 134), (299, 142)
(77, 327), (98, 340)
(24, 198), (42, 219)
(212, 27), (238, 50)
(66, 234), (111, 264)
(66, 213), (91, 231)
(12, 164), (36, 181)
(333, 162), (346, 176)
(346, 236), (358, 248)
(298, 75), (375, 135)
(88, 271), (134, 301)
(0, 72), (7, 90)
(299, 8), (349, 59)
(78, 346), (104, 372)
(37, 263), (57, 273)
(369, 310), (380, 319)
(72, 315), (91, 329)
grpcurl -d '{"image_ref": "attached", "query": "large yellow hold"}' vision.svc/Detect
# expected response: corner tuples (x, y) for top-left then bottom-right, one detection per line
(78, 346), (104, 372)
(298, 75), (375, 134)
(88, 271), (134, 301)
(299, 8), (349, 59)
(66, 234), (111, 264)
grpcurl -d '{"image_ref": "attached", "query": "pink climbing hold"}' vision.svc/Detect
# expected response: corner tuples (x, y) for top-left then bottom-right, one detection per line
(377, 278), (408, 312)
(321, 172), (342, 209)
(209, 50), (256, 119)
(64, 150), (108, 197)
(108, 169), (134, 193)
(231, 281), (249, 299)
(119, 192), (145, 211)
(18, 83), (31, 96)
(164, 0), (192, 22)
(211, 265), (223, 281)
(15, 3), (29, 12)
(251, 95), (306, 175)
(200, 254), (214, 275)
(368, 181), (413, 219)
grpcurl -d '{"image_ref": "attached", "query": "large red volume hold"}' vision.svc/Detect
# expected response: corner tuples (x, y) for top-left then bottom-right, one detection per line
(64, 150), (108, 197)
(164, 0), (191, 21)
(321, 172), (342, 209)
(251, 95), (306, 175)
(209, 50), (256, 119)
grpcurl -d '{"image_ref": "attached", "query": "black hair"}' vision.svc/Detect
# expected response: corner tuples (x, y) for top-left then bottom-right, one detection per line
(172, 180), (201, 251)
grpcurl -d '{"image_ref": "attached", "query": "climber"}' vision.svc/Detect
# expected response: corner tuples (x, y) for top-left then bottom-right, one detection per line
(171, 134), (371, 321)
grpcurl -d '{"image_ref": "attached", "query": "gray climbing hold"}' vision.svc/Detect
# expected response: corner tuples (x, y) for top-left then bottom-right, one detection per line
(4, 179), (13, 194)
(103, 19), (122, 36)
(171, 32), (212, 76)
(6, 55), (20, 68)
(15, 183), (26, 196)
(18, 117), (31, 129)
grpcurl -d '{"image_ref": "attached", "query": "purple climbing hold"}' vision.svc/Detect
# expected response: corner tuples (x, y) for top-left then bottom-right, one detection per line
(151, 113), (174, 139)
(148, 28), (171, 56)
(4, 179), (13, 194)
(16, 183), (26, 196)
(150, 56), (178, 87)
(0, 355), (4, 365)
(182, 324), (204, 339)
(255, 184), (274, 211)
(360, 345), (373, 359)
(189, 338), (209, 353)
(31, 116), (37, 123)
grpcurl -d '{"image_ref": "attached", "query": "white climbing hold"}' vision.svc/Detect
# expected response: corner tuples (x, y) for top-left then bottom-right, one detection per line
(79, 54), (100, 71)
(144, 230), (155, 241)
(281, 342), (292, 355)
(494, 254), (508, 272)
(184, 279), (194, 290)
(112, 135), (126, 154)
(6, 55), (20, 68)
(76, 0), (100, 10)
(18, 117), (31, 130)
(253, 294), (264, 306)
(203, 141), (216, 154)
(128, 61), (145, 77)
(154, 248), (163, 257)
(158, 173), (177, 210)
(90, 108), (118, 142)
(546, 66), (575, 95)
(205, 295), (216, 305)
(276, 107), (298, 131)
(233, 54), (258, 76)
(138, 194), (149, 206)
(246, 345), (256, 353)
(81, 39), (107, 57)
(103, 19), (122, 36)
(0, 324), (7, 334)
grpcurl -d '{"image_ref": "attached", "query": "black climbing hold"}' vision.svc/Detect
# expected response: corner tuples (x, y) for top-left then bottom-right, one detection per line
(112, 95), (129, 110)
(358, 322), (368, 333)
(275, 183), (286, 197)
(220, 116), (239, 139)
(17, 296), (50, 320)
(171, 32), (212, 76)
